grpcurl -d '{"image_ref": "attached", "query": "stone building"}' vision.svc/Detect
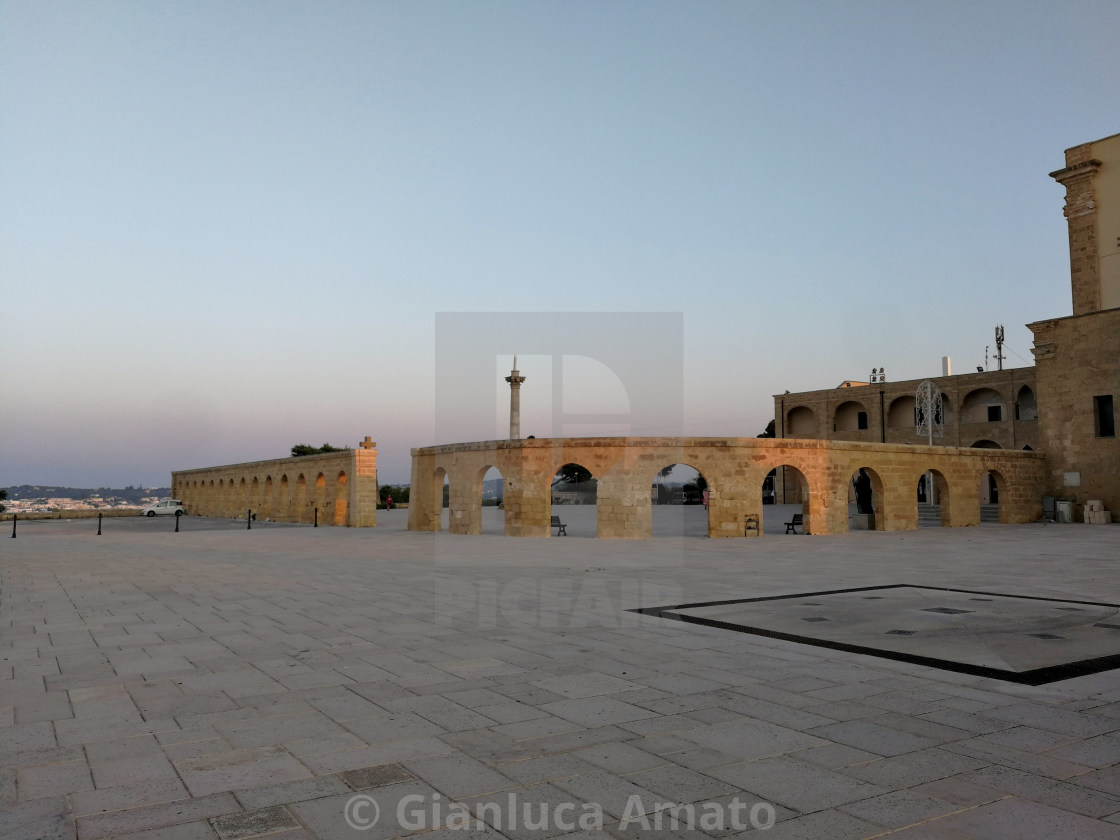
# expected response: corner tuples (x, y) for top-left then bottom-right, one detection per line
(775, 131), (1119, 516)
(1029, 131), (1120, 513)
(775, 368), (1038, 451)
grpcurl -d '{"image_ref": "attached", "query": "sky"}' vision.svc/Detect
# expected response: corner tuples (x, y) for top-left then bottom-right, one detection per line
(2, 1), (1118, 488)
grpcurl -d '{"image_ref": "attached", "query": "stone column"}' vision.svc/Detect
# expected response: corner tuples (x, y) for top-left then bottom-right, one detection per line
(505, 357), (526, 440)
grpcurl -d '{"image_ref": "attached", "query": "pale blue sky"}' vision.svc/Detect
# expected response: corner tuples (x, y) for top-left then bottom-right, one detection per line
(2, 1), (1117, 487)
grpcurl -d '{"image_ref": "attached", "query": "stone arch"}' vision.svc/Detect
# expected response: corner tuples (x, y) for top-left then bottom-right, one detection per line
(431, 467), (448, 531)
(649, 462), (710, 537)
(887, 395), (917, 429)
(264, 476), (274, 519)
(786, 405), (818, 436)
(314, 473), (328, 521)
(971, 439), (1002, 449)
(475, 464), (505, 535)
(295, 474), (308, 522)
(1016, 384), (1038, 421)
(333, 471), (348, 526)
(962, 387), (1005, 423)
(915, 468), (951, 527)
(834, 400), (869, 432)
(279, 474), (290, 518)
(764, 464), (810, 535)
(549, 462), (597, 536)
(980, 467), (1008, 514)
(238, 477), (248, 517)
(848, 466), (885, 531)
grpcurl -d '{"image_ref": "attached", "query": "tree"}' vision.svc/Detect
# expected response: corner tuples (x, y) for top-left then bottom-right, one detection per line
(379, 485), (409, 507)
(757, 420), (775, 438)
(291, 443), (347, 457)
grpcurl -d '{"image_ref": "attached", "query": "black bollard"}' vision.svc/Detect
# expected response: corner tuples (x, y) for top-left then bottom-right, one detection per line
(313, 507), (318, 527)
(247, 509), (252, 530)
(97, 512), (102, 536)
(10, 513), (15, 539)
(175, 509), (181, 532)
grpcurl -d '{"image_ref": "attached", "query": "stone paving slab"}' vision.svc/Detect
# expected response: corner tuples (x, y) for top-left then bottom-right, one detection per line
(1, 514), (1119, 838)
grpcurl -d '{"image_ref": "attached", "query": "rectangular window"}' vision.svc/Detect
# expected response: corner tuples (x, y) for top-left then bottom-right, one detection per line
(1095, 395), (1115, 438)
(857, 411), (868, 430)
(987, 405), (1002, 422)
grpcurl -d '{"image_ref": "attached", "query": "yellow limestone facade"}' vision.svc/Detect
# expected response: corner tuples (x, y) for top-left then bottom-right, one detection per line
(774, 368), (1039, 451)
(173, 442), (378, 527)
(1031, 131), (1120, 513)
(408, 437), (1044, 538)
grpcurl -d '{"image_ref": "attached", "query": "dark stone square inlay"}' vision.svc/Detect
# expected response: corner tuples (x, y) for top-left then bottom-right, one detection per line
(630, 584), (1120, 686)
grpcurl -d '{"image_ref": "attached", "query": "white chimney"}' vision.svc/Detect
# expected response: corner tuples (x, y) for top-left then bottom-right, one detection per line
(942, 356), (951, 377)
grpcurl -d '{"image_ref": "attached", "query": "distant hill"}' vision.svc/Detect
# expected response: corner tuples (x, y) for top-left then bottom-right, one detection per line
(4, 485), (171, 503)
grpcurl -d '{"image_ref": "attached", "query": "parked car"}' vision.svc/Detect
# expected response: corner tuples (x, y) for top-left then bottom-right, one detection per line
(139, 499), (184, 517)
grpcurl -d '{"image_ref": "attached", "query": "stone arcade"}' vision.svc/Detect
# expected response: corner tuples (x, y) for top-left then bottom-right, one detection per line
(407, 437), (1044, 538)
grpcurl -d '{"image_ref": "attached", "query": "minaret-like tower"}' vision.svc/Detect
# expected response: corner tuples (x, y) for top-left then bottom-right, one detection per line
(505, 355), (526, 440)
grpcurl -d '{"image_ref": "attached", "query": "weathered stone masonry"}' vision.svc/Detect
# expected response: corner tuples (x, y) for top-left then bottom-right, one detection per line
(408, 437), (1044, 538)
(173, 447), (378, 527)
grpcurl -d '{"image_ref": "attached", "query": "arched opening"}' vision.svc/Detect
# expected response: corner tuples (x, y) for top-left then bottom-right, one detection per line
(765, 465), (809, 535)
(849, 467), (885, 531)
(432, 467), (449, 532)
(238, 478), (247, 517)
(971, 440), (1002, 449)
(250, 477), (260, 517)
(264, 476), (274, 519)
(479, 465), (504, 535)
(296, 474), (308, 522)
(917, 469), (950, 527)
(549, 463), (597, 536)
(279, 475), (290, 518)
(980, 469), (1007, 519)
(315, 473), (327, 522)
(1023, 445), (1034, 451)
(1016, 385), (1038, 421)
(834, 400), (870, 433)
(333, 472), (348, 526)
(650, 463), (709, 537)
(887, 396), (917, 429)
(962, 388), (1005, 424)
(786, 406), (817, 436)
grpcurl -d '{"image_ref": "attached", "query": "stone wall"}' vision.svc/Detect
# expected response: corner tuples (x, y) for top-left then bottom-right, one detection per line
(773, 368), (1039, 452)
(408, 437), (1045, 539)
(172, 446), (378, 527)
(1030, 308), (1120, 512)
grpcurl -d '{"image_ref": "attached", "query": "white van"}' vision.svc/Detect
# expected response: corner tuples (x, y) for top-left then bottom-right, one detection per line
(139, 499), (185, 517)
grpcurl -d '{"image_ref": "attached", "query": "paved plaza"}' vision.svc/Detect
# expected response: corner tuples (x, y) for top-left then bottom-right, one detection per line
(3, 509), (1120, 839)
